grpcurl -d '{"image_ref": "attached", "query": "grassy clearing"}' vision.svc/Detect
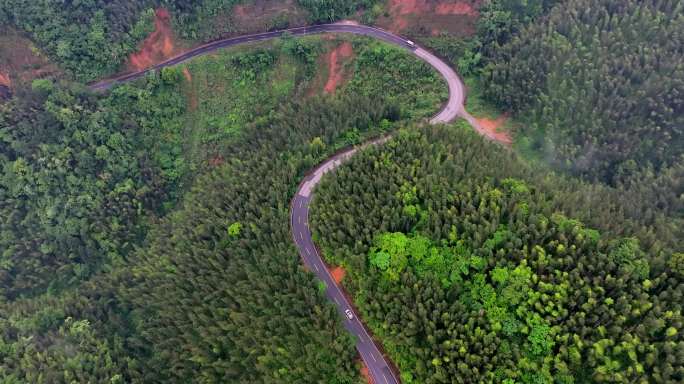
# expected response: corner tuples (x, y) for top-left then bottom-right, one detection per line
(119, 34), (450, 193)
(464, 77), (501, 118)
(176, 34), (448, 166)
(346, 37), (448, 120)
(175, 36), (323, 165)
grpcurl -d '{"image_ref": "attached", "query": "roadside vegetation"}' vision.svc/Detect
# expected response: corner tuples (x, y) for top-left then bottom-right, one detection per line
(0, 30), (445, 381)
(0, 0), (382, 82)
(424, 0), (683, 256)
(1, 0), (683, 383)
(310, 123), (684, 383)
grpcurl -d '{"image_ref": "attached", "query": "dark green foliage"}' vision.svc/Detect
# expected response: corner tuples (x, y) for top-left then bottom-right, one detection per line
(310, 124), (684, 383)
(477, 0), (559, 54)
(0, 90), (398, 382)
(120, 94), (397, 382)
(0, 29), (429, 379)
(482, 0), (684, 186)
(0, 0), (156, 81)
(297, 0), (377, 23)
(0, 279), (141, 383)
(423, 0), (559, 76)
(347, 41), (448, 119)
(0, 78), (185, 299)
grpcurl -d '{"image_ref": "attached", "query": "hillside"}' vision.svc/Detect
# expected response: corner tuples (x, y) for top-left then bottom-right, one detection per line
(310, 123), (684, 383)
(0, 29), (446, 381)
(0, 1), (682, 383)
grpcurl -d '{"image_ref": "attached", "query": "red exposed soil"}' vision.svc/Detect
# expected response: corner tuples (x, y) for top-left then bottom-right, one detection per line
(385, 0), (427, 31)
(435, 2), (477, 15)
(380, 0), (480, 35)
(392, 0), (426, 15)
(230, 0), (307, 34)
(0, 28), (59, 85)
(360, 359), (374, 384)
(324, 41), (354, 94)
(208, 155), (224, 167)
(181, 67), (199, 111)
(477, 115), (512, 146)
(0, 72), (10, 87)
(330, 265), (347, 284)
(128, 9), (180, 71)
(182, 67), (192, 82)
(234, 4), (249, 18)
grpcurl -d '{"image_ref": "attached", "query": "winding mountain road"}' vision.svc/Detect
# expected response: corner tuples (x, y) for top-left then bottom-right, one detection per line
(90, 22), (485, 384)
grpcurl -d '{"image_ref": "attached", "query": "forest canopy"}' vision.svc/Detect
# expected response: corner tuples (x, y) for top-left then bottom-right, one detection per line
(0, 0), (380, 81)
(482, 0), (684, 186)
(0, 32), (442, 382)
(0, 0), (682, 383)
(310, 123), (684, 383)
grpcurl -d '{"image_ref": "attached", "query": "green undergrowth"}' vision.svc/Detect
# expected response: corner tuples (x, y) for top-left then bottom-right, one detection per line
(346, 39), (448, 120)
(309, 123), (683, 383)
(464, 77), (500, 119)
(465, 76), (544, 164)
(177, 37), (319, 166)
(117, 34), (448, 191)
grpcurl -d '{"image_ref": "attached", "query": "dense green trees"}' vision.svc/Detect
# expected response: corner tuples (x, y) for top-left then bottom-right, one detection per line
(0, 89), (398, 382)
(118, 94), (397, 383)
(0, 32), (441, 380)
(0, 0), (156, 80)
(2, 0), (681, 381)
(347, 41), (447, 119)
(0, 77), (186, 299)
(297, 0), (377, 23)
(482, 0), (684, 186)
(310, 123), (683, 383)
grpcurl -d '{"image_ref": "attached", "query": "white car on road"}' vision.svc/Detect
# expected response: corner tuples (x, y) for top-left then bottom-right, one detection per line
(345, 309), (354, 320)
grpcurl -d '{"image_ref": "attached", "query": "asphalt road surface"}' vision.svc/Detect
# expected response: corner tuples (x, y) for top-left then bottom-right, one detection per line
(90, 22), (484, 384)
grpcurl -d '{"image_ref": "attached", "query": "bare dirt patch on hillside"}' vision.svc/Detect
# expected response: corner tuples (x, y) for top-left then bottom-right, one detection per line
(360, 359), (374, 384)
(324, 41), (354, 94)
(330, 265), (347, 284)
(435, 2), (477, 15)
(128, 8), (182, 71)
(0, 28), (60, 87)
(477, 115), (512, 146)
(232, 0), (308, 33)
(377, 0), (480, 36)
(0, 73), (9, 87)
(181, 67), (199, 111)
(307, 39), (356, 96)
